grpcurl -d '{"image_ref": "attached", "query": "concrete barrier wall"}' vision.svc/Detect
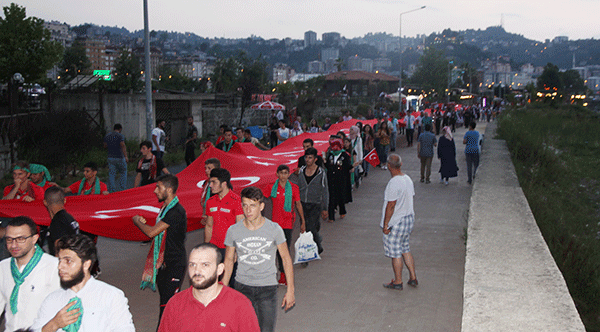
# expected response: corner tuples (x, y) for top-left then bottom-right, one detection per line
(462, 123), (585, 331)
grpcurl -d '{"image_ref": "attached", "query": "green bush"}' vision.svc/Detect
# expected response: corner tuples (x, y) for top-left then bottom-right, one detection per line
(498, 104), (600, 331)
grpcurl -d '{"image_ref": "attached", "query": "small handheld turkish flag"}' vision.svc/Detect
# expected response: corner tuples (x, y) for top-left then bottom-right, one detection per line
(364, 149), (380, 168)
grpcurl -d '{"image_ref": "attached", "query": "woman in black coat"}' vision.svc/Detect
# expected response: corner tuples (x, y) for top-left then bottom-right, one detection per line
(437, 126), (459, 185)
(325, 136), (352, 222)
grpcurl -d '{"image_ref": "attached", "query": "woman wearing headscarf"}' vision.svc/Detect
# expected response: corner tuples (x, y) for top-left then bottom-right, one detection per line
(325, 135), (352, 222)
(437, 126), (459, 185)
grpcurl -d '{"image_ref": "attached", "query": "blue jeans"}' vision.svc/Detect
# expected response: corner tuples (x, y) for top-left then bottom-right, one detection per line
(465, 153), (480, 183)
(107, 157), (127, 192)
(235, 282), (278, 332)
(390, 131), (397, 150)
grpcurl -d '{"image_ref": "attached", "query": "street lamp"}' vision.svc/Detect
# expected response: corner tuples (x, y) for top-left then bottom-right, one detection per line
(399, 5), (426, 96)
(447, 60), (454, 103)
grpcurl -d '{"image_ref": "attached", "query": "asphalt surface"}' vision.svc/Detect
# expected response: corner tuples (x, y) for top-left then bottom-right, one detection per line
(2, 123), (483, 332)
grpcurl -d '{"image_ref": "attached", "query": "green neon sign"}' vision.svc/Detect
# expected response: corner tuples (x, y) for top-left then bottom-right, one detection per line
(93, 70), (112, 81)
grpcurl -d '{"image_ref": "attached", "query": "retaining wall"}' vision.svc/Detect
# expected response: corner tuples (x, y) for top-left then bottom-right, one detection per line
(462, 123), (585, 331)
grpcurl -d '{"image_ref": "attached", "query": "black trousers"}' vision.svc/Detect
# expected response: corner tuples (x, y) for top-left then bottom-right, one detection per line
(277, 228), (293, 273)
(302, 202), (323, 252)
(156, 263), (185, 328)
(185, 143), (196, 166)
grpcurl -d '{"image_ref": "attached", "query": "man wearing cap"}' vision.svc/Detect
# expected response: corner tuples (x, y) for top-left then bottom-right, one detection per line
(29, 163), (57, 192)
(3, 161), (44, 202)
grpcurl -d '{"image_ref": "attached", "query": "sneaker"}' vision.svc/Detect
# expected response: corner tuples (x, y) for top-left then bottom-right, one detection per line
(444, 180), (449, 185)
(383, 280), (403, 290)
(301, 262), (309, 268)
(407, 279), (418, 287)
(439, 178), (444, 184)
(425, 180), (431, 184)
(278, 272), (287, 285)
(420, 178), (425, 183)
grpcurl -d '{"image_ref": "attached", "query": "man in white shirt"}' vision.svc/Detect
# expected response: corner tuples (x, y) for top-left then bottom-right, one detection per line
(152, 119), (168, 159)
(0, 217), (60, 332)
(380, 154), (418, 291)
(31, 234), (135, 332)
(404, 112), (416, 147)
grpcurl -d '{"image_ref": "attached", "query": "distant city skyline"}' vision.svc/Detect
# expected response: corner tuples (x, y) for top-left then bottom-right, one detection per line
(9, 0), (600, 42)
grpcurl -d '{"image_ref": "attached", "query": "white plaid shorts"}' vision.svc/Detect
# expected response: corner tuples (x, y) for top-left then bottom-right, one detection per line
(383, 214), (415, 258)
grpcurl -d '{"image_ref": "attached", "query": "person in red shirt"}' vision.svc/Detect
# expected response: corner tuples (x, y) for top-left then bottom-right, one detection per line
(204, 168), (243, 285)
(266, 164), (305, 285)
(2, 161), (44, 202)
(29, 163), (57, 192)
(64, 162), (109, 195)
(158, 243), (259, 332)
(215, 125), (238, 146)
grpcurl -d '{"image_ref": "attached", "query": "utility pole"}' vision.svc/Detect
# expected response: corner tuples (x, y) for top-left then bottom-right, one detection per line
(143, 0), (153, 141)
(399, 6), (426, 95)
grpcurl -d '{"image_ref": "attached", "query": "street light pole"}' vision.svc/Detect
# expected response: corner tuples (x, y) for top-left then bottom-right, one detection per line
(143, 0), (153, 141)
(447, 60), (453, 103)
(399, 5), (426, 99)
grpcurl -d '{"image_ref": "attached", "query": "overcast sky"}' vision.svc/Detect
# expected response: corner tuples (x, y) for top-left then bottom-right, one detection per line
(9, 0), (600, 42)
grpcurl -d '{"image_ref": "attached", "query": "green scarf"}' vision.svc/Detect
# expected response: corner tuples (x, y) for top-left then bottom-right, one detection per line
(63, 297), (83, 332)
(13, 165), (30, 173)
(330, 149), (343, 157)
(10, 244), (43, 314)
(78, 177), (100, 195)
(203, 187), (211, 207)
(140, 196), (180, 291)
(271, 180), (292, 212)
(223, 140), (234, 152)
(29, 164), (51, 187)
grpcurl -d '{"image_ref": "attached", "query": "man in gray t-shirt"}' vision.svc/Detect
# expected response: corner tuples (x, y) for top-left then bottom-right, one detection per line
(417, 123), (438, 183)
(222, 187), (295, 332)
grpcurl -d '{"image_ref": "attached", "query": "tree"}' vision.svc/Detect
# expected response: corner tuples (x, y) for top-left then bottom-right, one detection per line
(112, 50), (142, 93)
(537, 63), (562, 92)
(561, 69), (586, 94)
(0, 3), (63, 83)
(60, 40), (91, 82)
(211, 57), (240, 93)
(237, 52), (268, 125)
(410, 47), (449, 98)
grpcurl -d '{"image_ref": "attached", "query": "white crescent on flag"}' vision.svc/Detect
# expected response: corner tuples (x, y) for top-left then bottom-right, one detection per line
(364, 148), (380, 167)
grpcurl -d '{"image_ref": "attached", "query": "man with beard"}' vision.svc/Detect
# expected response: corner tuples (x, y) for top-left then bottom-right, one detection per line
(31, 234), (135, 332)
(132, 174), (187, 328)
(29, 163), (58, 192)
(158, 243), (259, 332)
(0, 217), (60, 332)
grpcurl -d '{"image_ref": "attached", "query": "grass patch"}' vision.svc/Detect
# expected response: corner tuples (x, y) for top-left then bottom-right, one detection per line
(498, 103), (600, 331)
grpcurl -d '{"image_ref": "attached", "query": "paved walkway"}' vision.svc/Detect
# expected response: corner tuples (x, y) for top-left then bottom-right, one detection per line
(93, 123), (485, 332)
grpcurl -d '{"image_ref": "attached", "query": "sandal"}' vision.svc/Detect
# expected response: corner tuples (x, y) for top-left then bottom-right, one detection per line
(383, 280), (403, 290)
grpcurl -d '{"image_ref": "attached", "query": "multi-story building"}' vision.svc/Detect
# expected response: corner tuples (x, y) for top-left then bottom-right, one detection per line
(347, 55), (361, 71)
(304, 30), (317, 48)
(133, 47), (162, 79)
(272, 63), (295, 82)
(361, 58), (374, 73)
(321, 48), (339, 62)
(308, 61), (325, 74)
(80, 38), (108, 71)
(322, 32), (341, 46)
(373, 58), (392, 72)
(44, 21), (75, 80)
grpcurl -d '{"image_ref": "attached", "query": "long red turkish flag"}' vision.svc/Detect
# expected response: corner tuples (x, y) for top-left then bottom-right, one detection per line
(0, 120), (376, 241)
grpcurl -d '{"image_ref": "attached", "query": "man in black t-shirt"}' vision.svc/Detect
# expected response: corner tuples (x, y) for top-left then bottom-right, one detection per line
(184, 116), (198, 166)
(296, 138), (324, 171)
(132, 174), (187, 329)
(43, 186), (79, 255)
(135, 140), (170, 187)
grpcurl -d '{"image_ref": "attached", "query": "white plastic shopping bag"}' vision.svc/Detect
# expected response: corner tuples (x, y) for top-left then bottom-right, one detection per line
(293, 231), (321, 264)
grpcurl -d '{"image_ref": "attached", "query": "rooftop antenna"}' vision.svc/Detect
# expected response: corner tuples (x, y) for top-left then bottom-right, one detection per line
(500, 13), (504, 28)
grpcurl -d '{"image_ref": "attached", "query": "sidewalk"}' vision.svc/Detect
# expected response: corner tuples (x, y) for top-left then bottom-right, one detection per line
(94, 123), (484, 332)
